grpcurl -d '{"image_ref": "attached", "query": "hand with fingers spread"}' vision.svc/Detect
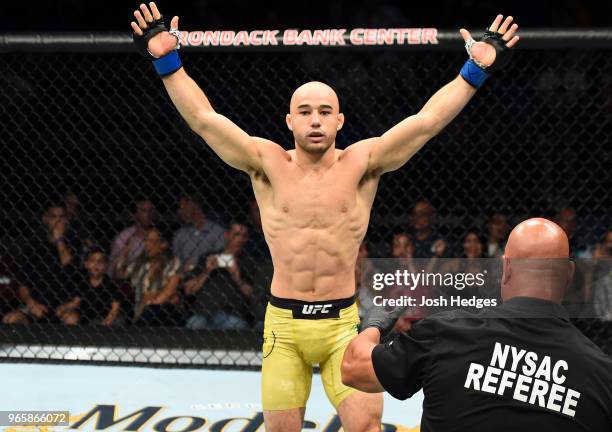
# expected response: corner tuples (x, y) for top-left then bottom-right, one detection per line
(458, 14), (520, 89)
(131, 2), (183, 77)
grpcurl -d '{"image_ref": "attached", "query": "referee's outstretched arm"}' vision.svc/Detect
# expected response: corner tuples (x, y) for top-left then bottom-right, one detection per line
(341, 328), (384, 393)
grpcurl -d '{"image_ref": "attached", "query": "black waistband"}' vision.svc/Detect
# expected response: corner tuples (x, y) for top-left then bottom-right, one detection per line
(270, 295), (355, 319)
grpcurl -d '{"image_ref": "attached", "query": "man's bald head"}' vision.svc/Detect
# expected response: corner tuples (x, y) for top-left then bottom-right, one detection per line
(501, 218), (574, 303)
(505, 218), (570, 259)
(290, 81), (340, 112)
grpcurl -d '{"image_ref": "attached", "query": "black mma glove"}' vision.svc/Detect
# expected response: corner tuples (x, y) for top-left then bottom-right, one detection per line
(460, 25), (516, 88)
(361, 304), (407, 339)
(132, 14), (182, 77)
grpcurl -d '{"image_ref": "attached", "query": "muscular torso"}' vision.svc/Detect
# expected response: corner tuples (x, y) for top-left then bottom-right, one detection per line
(251, 139), (379, 301)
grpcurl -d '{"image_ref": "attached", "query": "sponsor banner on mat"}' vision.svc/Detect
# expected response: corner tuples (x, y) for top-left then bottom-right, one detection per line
(2, 364), (422, 431)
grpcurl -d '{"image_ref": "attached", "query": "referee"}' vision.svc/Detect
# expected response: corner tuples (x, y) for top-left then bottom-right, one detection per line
(342, 218), (612, 431)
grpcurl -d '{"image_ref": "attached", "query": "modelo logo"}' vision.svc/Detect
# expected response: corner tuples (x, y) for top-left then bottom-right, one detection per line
(302, 304), (332, 315)
(70, 405), (401, 431)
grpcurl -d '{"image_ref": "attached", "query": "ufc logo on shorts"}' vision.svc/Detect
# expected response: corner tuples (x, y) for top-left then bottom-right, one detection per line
(302, 304), (332, 315)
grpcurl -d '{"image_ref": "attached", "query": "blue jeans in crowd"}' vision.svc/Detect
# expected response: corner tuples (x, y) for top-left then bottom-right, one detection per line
(186, 311), (248, 330)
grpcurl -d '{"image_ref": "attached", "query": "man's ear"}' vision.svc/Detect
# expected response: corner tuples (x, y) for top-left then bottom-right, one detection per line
(500, 256), (512, 301)
(502, 256), (511, 285)
(337, 113), (345, 131)
(286, 113), (293, 131)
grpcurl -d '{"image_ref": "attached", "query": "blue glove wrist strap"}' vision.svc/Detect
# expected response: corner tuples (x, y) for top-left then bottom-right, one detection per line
(153, 50), (182, 77)
(460, 59), (489, 88)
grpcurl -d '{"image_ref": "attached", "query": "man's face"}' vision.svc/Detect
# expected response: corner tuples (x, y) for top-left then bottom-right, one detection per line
(43, 206), (67, 231)
(286, 82), (344, 154)
(488, 213), (509, 240)
(144, 229), (164, 257)
(392, 234), (414, 258)
(177, 198), (194, 224)
(225, 224), (249, 251)
(134, 201), (155, 228)
(85, 252), (108, 277)
(411, 201), (434, 231)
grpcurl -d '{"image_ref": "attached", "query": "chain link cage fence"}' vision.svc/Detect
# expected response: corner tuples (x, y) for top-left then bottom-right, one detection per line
(0, 31), (611, 366)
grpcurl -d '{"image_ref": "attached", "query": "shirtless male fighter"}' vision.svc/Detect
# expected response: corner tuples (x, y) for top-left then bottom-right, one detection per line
(130, 4), (519, 431)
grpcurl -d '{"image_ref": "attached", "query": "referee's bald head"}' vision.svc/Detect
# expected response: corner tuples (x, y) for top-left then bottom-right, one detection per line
(502, 218), (574, 303)
(505, 218), (570, 259)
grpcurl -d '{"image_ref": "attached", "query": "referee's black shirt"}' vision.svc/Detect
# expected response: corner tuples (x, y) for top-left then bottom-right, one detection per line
(372, 297), (612, 431)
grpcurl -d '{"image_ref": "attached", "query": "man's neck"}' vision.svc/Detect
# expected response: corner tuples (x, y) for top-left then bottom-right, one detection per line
(294, 145), (336, 171)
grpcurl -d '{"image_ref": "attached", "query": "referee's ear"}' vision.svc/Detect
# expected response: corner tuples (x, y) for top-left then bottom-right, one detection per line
(501, 255), (511, 288)
(501, 255), (512, 301)
(564, 260), (576, 295)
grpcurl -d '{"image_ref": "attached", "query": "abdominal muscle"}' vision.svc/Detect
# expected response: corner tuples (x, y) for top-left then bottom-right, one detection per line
(265, 211), (367, 302)
(253, 145), (377, 302)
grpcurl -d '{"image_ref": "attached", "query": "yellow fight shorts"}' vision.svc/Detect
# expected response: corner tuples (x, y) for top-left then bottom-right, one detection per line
(262, 295), (360, 410)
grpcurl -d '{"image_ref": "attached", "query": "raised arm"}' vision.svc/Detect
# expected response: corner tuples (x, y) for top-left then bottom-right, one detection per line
(131, 2), (262, 173)
(368, 15), (520, 175)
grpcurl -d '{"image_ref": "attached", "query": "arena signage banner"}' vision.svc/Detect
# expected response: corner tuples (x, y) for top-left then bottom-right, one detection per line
(179, 28), (439, 47)
(1, 364), (423, 431)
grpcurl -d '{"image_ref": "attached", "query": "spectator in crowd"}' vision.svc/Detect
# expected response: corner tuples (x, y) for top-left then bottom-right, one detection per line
(462, 230), (485, 259)
(392, 231), (416, 265)
(409, 200), (446, 258)
(183, 222), (256, 330)
(556, 206), (588, 256)
(484, 212), (509, 257)
(108, 199), (155, 279)
(389, 231), (442, 332)
(438, 229), (501, 304)
(172, 194), (225, 272)
(55, 247), (124, 326)
(3, 201), (79, 324)
(116, 227), (183, 326)
(390, 232), (420, 332)
(0, 255), (22, 323)
(63, 191), (95, 262)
